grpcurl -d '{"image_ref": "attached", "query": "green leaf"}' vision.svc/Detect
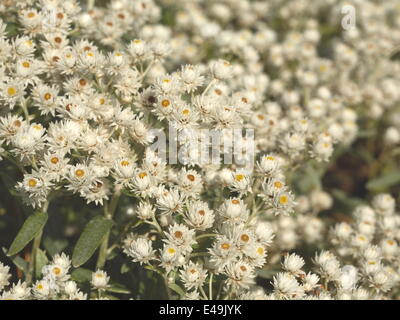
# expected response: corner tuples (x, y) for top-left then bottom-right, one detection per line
(331, 189), (364, 209)
(168, 283), (185, 297)
(11, 256), (29, 274)
(107, 283), (131, 294)
(72, 216), (113, 267)
(366, 171), (400, 191)
(35, 249), (48, 279)
(101, 293), (119, 300)
(257, 268), (279, 279)
(7, 211), (48, 256)
(71, 267), (93, 283)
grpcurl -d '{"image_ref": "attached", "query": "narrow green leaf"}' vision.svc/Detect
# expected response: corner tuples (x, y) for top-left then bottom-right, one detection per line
(71, 267), (93, 283)
(35, 249), (48, 279)
(72, 216), (113, 267)
(7, 211), (48, 256)
(107, 284), (131, 294)
(366, 171), (400, 191)
(101, 294), (119, 300)
(168, 283), (185, 297)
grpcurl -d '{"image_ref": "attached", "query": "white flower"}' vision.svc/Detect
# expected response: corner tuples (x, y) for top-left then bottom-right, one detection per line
(338, 265), (358, 291)
(180, 261), (207, 290)
(0, 263), (11, 292)
(282, 253), (305, 275)
(91, 270), (110, 289)
(272, 272), (304, 300)
(210, 59), (232, 80)
(124, 237), (156, 265)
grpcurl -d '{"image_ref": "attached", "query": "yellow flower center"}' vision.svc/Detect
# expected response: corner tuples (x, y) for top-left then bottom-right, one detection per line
(50, 157), (59, 164)
(221, 243), (230, 250)
(167, 247), (176, 254)
(120, 160), (130, 166)
(28, 179), (37, 187)
(7, 87), (17, 96)
(161, 99), (170, 107)
(53, 267), (61, 275)
(75, 169), (85, 177)
(44, 93), (52, 100)
(187, 174), (195, 181)
(235, 174), (245, 182)
(22, 61), (30, 68)
(274, 181), (283, 188)
(279, 195), (289, 205)
(138, 172), (147, 179)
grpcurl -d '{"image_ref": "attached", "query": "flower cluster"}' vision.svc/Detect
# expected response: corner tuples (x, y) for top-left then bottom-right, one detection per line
(0, 254), (110, 300)
(0, 0), (400, 300)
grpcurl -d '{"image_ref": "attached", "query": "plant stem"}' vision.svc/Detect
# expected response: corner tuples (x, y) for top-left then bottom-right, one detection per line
(164, 275), (172, 300)
(209, 273), (213, 300)
(27, 201), (49, 285)
(202, 79), (216, 97)
(200, 286), (208, 300)
(87, 0), (95, 11)
(96, 190), (121, 269)
(26, 230), (43, 285)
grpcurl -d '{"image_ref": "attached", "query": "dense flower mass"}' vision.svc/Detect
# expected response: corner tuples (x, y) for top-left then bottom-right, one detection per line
(0, 0), (400, 300)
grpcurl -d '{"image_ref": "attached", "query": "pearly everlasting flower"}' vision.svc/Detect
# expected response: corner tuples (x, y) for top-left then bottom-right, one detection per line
(91, 270), (110, 289)
(124, 237), (156, 265)
(180, 261), (207, 290)
(0, 263), (11, 292)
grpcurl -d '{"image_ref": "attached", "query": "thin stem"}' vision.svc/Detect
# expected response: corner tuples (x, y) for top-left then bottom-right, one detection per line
(20, 100), (30, 124)
(200, 285), (208, 300)
(27, 201), (49, 285)
(216, 281), (224, 300)
(96, 190), (121, 269)
(141, 60), (155, 79)
(164, 275), (172, 300)
(209, 273), (213, 300)
(87, 0), (95, 11)
(202, 79), (216, 97)
(26, 230), (43, 285)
